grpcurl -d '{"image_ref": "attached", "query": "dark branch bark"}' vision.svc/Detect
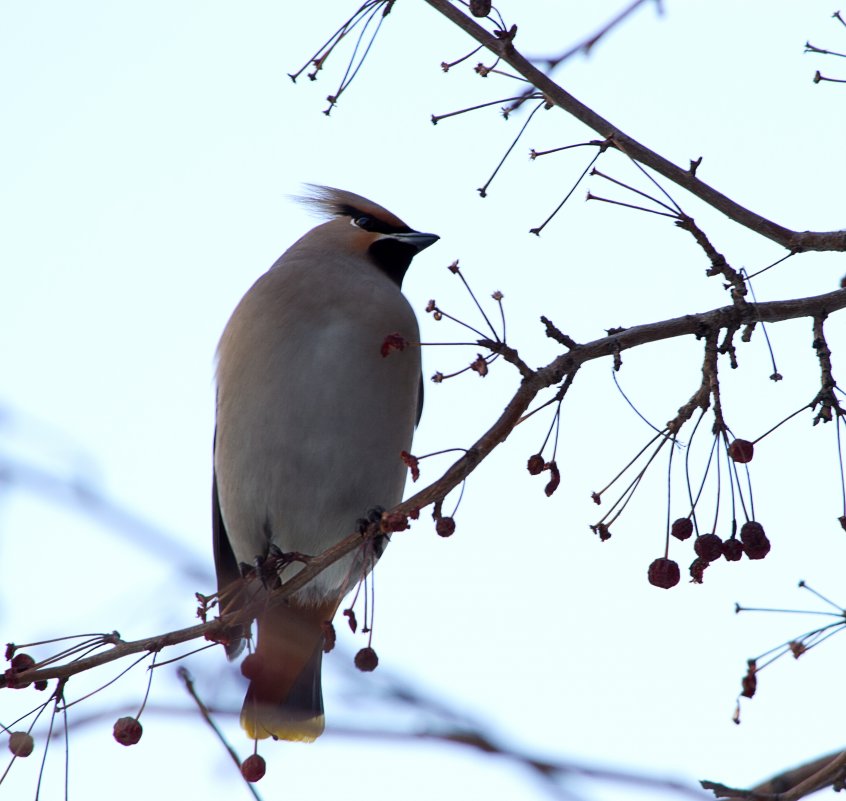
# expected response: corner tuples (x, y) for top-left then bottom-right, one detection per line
(421, 0), (846, 253)
(10, 286), (846, 687)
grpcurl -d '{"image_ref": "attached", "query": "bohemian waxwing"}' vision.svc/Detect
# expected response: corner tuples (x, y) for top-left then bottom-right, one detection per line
(212, 186), (438, 742)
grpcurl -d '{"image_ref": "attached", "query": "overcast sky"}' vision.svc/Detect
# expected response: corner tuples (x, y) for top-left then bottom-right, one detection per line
(2, 2), (845, 800)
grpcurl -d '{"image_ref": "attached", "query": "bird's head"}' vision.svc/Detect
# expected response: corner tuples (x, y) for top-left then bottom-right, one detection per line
(298, 185), (439, 287)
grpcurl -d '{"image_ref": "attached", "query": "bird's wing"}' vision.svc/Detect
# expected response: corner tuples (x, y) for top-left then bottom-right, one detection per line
(212, 425), (246, 658)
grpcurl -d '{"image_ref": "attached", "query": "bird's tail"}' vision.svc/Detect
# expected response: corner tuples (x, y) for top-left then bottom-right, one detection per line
(241, 600), (338, 742)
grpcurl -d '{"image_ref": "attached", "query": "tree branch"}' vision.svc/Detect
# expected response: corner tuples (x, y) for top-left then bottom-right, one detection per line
(421, 0), (846, 253)
(7, 286), (845, 688)
(702, 747), (846, 801)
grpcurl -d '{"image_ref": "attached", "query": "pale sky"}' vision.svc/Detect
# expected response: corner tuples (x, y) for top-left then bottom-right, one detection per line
(2, 2), (845, 800)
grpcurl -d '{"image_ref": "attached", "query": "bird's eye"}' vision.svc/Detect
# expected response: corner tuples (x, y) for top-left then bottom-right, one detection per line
(353, 215), (375, 230)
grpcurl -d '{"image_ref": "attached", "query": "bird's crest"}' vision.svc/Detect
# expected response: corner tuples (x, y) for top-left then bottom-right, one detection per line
(297, 185), (409, 231)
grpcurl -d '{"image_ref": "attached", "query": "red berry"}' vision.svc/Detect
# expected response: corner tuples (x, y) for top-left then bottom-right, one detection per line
(722, 538), (743, 562)
(740, 521), (770, 559)
(728, 439), (754, 463)
(113, 717), (142, 746)
(354, 647), (379, 672)
(10, 654), (35, 671)
(382, 512), (409, 532)
(5, 653), (36, 688)
(694, 533), (723, 562)
(670, 518), (693, 540)
(647, 558), (680, 589)
(241, 754), (266, 782)
(435, 516), (456, 538)
(526, 454), (544, 475)
(8, 732), (34, 757)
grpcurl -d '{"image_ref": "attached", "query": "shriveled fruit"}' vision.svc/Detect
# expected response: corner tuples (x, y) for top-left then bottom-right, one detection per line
(8, 732), (34, 757)
(694, 533), (723, 562)
(647, 558), (680, 589)
(728, 439), (754, 463)
(435, 517), (456, 537)
(741, 521), (771, 559)
(670, 518), (693, 541)
(689, 557), (709, 584)
(241, 754), (266, 782)
(722, 538), (744, 562)
(113, 717), (142, 746)
(354, 647), (379, 672)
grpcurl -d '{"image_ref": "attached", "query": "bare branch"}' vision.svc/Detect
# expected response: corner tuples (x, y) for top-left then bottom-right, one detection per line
(7, 286), (846, 689)
(422, 0), (846, 252)
(702, 747), (846, 801)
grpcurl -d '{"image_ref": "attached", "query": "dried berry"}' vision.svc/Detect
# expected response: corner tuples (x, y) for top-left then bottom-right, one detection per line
(590, 523), (611, 541)
(8, 731), (34, 757)
(354, 647), (379, 672)
(544, 461), (561, 497)
(380, 333), (408, 357)
(527, 454), (545, 475)
(789, 640), (807, 658)
(670, 518), (693, 541)
(381, 512), (409, 533)
(343, 608), (358, 633)
(741, 661), (757, 698)
(113, 717), (142, 746)
(10, 653), (35, 672)
(470, 354), (488, 377)
(321, 621), (336, 653)
(689, 557), (709, 584)
(722, 538), (744, 562)
(694, 533), (723, 562)
(728, 439), (754, 463)
(469, 0), (492, 16)
(647, 558), (680, 589)
(435, 516), (456, 538)
(241, 754), (266, 783)
(400, 451), (420, 482)
(740, 521), (770, 560)
(5, 653), (36, 688)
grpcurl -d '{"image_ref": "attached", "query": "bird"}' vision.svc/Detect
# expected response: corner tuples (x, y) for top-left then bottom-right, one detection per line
(212, 185), (438, 742)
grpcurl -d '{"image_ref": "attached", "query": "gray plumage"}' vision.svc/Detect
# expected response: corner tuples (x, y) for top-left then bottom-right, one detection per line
(212, 187), (437, 740)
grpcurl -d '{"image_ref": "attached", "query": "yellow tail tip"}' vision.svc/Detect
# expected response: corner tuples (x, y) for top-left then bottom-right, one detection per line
(241, 712), (325, 743)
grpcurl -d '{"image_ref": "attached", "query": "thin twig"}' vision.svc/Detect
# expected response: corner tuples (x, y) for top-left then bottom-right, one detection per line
(178, 668), (262, 801)
(421, 0), (846, 253)
(7, 287), (846, 687)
